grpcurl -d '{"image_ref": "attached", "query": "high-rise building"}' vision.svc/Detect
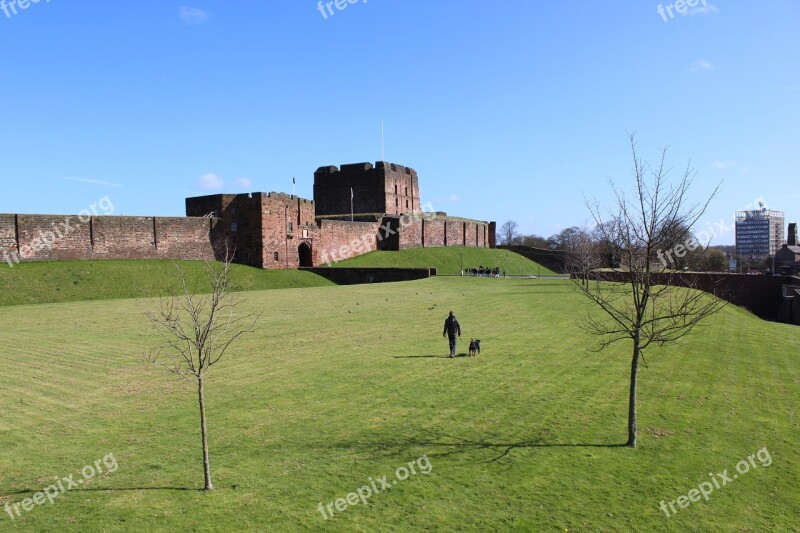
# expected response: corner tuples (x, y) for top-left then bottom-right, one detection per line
(735, 206), (785, 259)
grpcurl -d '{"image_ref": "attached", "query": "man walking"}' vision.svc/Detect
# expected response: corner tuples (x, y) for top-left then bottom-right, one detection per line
(442, 310), (461, 358)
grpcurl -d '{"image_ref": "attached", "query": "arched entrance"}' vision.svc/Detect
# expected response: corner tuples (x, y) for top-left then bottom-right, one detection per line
(298, 242), (313, 267)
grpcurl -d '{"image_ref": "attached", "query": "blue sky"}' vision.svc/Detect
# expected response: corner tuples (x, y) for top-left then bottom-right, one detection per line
(1, 0), (798, 244)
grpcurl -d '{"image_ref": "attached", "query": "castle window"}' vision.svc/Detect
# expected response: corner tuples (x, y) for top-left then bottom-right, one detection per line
(231, 222), (238, 232)
(274, 252), (279, 261)
(405, 187), (408, 196)
(395, 198), (399, 207)
(406, 200), (409, 209)
(395, 184), (398, 194)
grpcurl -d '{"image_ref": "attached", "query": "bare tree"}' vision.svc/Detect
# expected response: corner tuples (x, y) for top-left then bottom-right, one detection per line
(517, 233), (549, 249)
(145, 254), (260, 489)
(546, 226), (583, 251)
(575, 134), (725, 447)
(567, 224), (601, 286)
(499, 220), (520, 245)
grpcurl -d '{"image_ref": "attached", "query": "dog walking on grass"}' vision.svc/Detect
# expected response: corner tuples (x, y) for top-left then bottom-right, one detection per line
(468, 339), (481, 357)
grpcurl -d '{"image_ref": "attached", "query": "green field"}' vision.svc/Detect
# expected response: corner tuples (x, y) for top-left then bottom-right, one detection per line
(1, 273), (798, 531)
(0, 248), (551, 307)
(334, 247), (556, 276)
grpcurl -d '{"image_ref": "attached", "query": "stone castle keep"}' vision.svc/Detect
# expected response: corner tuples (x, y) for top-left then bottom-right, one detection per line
(1, 161), (496, 269)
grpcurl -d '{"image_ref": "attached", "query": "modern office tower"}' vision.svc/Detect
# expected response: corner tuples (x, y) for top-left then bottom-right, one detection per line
(735, 205), (785, 259)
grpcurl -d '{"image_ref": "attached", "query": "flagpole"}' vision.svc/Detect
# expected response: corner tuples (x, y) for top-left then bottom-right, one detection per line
(292, 176), (296, 197)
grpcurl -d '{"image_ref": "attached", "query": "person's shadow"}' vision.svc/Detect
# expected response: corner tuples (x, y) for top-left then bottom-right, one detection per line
(393, 353), (469, 359)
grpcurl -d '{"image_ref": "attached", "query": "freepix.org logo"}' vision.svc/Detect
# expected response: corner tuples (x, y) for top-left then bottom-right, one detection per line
(1, 0), (51, 20)
(316, 0), (368, 20)
(657, 0), (710, 22)
(4, 453), (118, 521)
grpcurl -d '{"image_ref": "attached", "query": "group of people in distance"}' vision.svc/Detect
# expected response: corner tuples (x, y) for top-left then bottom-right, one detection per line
(464, 266), (503, 277)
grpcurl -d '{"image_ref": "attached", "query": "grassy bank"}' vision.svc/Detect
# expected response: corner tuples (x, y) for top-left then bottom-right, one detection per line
(0, 276), (797, 531)
(334, 247), (555, 276)
(0, 260), (334, 306)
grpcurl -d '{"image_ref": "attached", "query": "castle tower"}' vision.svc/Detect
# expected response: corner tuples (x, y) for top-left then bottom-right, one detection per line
(313, 161), (420, 219)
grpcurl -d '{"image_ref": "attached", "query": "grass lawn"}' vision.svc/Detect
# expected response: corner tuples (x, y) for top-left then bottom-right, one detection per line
(333, 247), (556, 276)
(0, 260), (334, 306)
(0, 276), (798, 531)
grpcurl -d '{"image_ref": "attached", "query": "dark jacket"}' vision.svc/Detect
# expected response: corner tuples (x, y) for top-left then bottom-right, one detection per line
(443, 316), (461, 337)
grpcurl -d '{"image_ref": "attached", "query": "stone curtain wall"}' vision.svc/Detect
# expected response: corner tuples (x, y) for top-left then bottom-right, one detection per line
(445, 220), (462, 246)
(0, 214), (17, 257)
(316, 219), (383, 265)
(0, 214), (217, 264)
(397, 216), (491, 250)
(399, 217), (423, 249)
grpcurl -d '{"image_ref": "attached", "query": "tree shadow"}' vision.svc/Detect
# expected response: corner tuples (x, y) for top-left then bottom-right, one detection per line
(79, 487), (203, 492)
(1, 486), (202, 497)
(317, 434), (628, 463)
(401, 435), (627, 462)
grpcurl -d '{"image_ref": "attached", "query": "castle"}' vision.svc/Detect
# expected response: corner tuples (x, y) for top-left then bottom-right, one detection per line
(1, 162), (495, 269)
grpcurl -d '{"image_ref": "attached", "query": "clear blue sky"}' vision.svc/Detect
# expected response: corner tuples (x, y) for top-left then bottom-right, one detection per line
(1, 0), (798, 244)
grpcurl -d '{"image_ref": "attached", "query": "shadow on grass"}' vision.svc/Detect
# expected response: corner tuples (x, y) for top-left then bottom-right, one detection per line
(1, 486), (202, 497)
(406, 436), (628, 462)
(320, 434), (627, 463)
(393, 353), (471, 359)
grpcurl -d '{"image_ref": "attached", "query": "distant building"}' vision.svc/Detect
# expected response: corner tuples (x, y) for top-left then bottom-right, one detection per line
(735, 207), (785, 261)
(775, 222), (800, 275)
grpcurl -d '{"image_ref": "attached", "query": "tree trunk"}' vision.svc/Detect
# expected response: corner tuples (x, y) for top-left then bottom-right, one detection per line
(626, 336), (640, 448)
(198, 375), (214, 490)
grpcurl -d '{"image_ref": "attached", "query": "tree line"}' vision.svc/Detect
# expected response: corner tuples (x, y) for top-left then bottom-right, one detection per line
(499, 219), (729, 273)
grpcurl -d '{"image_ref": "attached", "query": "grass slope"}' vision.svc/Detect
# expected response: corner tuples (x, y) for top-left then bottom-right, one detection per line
(0, 277), (798, 531)
(334, 247), (556, 276)
(0, 260), (334, 306)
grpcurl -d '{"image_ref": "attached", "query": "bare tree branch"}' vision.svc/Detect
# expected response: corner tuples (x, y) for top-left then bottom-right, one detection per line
(572, 133), (725, 448)
(144, 245), (261, 489)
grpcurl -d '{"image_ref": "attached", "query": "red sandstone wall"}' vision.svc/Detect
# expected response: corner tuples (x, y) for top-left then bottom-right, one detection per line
(423, 219), (446, 247)
(316, 219), (381, 265)
(445, 220), (463, 246)
(93, 216), (155, 258)
(155, 217), (216, 259)
(0, 214), (215, 264)
(398, 216), (490, 250)
(314, 162), (420, 218)
(0, 214), (17, 258)
(464, 222), (478, 247)
(17, 214), (93, 260)
(261, 193), (320, 269)
(399, 217), (423, 249)
(384, 163), (420, 216)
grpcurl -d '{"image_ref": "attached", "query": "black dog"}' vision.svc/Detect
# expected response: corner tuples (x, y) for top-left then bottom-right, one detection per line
(469, 339), (481, 357)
